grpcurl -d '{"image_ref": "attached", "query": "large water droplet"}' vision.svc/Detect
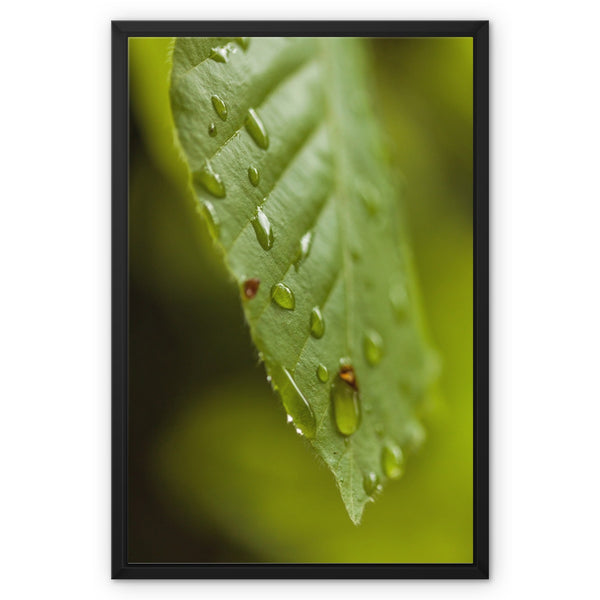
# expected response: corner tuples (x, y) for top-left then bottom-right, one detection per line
(243, 278), (260, 299)
(208, 122), (217, 137)
(201, 200), (220, 238)
(271, 282), (295, 310)
(245, 108), (269, 149)
(209, 44), (237, 63)
(248, 165), (260, 187)
(211, 94), (228, 121)
(279, 367), (316, 439)
(382, 443), (404, 479)
(331, 371), (360, 436)
(316, 363), (329, 383)
(294, 231), (313, 270)
(363, 472), (379, 496)
(364, 329), (383, 366)
(389, 281), (408, 319)
(251, 207), (274, 250)
(195, 161), (226, 198)
(310, 306), (325, 338)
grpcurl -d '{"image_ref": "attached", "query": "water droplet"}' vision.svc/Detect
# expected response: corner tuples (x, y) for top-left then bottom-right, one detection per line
(251, 207), (274, 250)
(364, 329), (383, 366)
(243, 278), (260, 299)
(363, 472), (379, 496)
(208, 122), (217, 137)
(294, 231), (313, 270)
(316, 363), (329, 383)
(233, 37), (250, 50)
(248, 165), (260, 187)
(389, 282), (408, 319)
(359, 182), (381, 216)
(331, 371), (360, 436)
(382, 443), (404, 479)
(279, 367), (316, 439)
(211, 94), (228, 121)
(266, 375), (272, 383)
(209, 43), (237, 63)
(286, 414), (293, 424)
(201, 200), (219, 238)
(245, 108), (269, 149)
(310, 306), (325, 338)
(194, 161), (226, 198)
(271, 282), (295, 310)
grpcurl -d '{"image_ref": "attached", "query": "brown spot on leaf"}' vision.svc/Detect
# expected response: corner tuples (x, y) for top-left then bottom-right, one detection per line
(243, 278), (260, 299)
(339, 365), (358, 390)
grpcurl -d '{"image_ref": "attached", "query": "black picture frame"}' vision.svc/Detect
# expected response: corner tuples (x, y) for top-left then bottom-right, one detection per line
(112, 20), (489, 579)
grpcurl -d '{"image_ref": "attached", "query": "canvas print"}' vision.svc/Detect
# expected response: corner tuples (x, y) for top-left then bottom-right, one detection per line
(127, 35), (474, 564)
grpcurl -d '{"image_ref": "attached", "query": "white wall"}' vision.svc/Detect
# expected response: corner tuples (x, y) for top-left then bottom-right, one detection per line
(1, 0), (598, 598)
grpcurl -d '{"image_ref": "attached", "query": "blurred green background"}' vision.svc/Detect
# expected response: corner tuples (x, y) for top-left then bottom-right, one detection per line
(128, 37), (473, 563)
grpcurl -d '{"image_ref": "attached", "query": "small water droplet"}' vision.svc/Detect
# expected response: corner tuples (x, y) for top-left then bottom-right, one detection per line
(245, 108), (269, 149)
(201, 200), (220, 238)
(266, 375), (272, 383)
(271, 282), (295, 310)
(251, 207), (274, 250)
(279, 367), (316, 439)
(389, 282), (408, 319)
(211, 94), (228, 121)
(359, 182), (381, 216)
(316, 363), (329, 383)
(243, 278), (260, 299)
(331, 368), (360, 436)
(209, 43), (237, 63)
(364, 329), (383, 366)
(310, 306), (325, 338)
(382, 443), (404, 479)
(233, 37), (250, 50)
(286, 414), (293, 424)
(248, 165), (260, 187)
(294, 231), (313, 270)
(195, 161), (226, 198)
(363, 472), (379, 496)
(208, 122), (217, 137)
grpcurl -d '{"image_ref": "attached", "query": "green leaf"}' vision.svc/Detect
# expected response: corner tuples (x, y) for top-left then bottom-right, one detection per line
(169, 36), (437, 524)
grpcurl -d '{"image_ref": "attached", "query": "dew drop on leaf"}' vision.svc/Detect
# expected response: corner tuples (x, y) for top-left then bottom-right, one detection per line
(194, 161), (226, 198)
(251, 207), (274, 250)
(208, 122), (217, 137)
(209, 44), (237, 63)
(316, 363), (329, 383)
(279, 367), (316, 439)
(200, 200), (220, 238)
(248, 165), (260, 187)
(242, 278), (260, 299)
(382, 443), (404, 479)
(364, 329), (383, 366)
(389, 281), (408, 319)
(245, 108), (269, 149)
(331, 369), (361, 436)
(271, 282), (295, 310)
(363, 471), (379, 496)
(294, 231), (313, 270)
(210, 94), (228, 121)
(359, 182), (381, 216)
(310, 306), (325, 338)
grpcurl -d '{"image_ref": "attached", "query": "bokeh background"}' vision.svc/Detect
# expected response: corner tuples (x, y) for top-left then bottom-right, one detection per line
(128, 37), (473, 563)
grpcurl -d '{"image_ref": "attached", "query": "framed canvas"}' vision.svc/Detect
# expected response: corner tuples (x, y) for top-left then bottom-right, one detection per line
(112, 20), (489, 579)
